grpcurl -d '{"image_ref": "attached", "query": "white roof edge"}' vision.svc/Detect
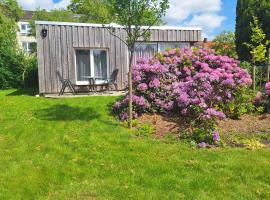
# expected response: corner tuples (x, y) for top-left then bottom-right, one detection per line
(35, 21), (202, 31)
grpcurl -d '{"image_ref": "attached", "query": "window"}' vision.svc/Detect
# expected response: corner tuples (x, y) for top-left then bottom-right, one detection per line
(159, 42), (190, 52)
(94, 50), (108, 79)
(21, 42), (34, 52)
(20, 23), (31, 34)
(134, 42), (158, 62)
(75, 49), (108, 84)
(76, 50), (91, 82)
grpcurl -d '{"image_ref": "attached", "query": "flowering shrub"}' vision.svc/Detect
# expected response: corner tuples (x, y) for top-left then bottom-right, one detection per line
(113, 48), (252, 143)
(253, 82), (270, 112)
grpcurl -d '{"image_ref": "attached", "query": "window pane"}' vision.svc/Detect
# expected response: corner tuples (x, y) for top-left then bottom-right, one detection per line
(21, 24), (26, 31)
(76, 50), (90, 81)
(22, 42), (27, 51)
(159, 42), (190, 52)
(93, 50), (107, 79)
(134, 42), (158, 59)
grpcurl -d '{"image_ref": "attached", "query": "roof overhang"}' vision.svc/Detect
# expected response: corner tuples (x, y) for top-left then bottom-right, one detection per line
(35, 21), (202, 31)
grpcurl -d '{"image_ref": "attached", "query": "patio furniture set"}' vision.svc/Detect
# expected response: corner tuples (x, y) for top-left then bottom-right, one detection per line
(57, 69), (119, 96)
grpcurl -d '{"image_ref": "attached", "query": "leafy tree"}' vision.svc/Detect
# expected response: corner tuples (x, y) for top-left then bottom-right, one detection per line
(0, 0), (23, 21)
(68, 0), (165, 25)
(245, 16), (270, 63)
(244, 16), (270, 91)
(68, 0), (113, 23)
(30, 9), (81, 36)
(106, 0), (169, 128)
(212, 31), (238, 59)
(0, 0), (24, 88)
(235, 0), (270, 61)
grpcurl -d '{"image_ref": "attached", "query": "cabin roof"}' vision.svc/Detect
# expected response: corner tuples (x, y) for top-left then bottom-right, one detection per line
(35, 20), (202, 31)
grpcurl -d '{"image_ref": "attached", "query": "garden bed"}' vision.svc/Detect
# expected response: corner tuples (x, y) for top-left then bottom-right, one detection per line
(139, 113), (270, 148)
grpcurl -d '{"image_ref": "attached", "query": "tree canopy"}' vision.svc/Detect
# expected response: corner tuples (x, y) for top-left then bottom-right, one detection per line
(212, 31), (237, 59)
(0, 0), (24, 88)
(68, 0), (113, 23)
(29, 9), (81, 36)
(236, 0), (270, 61)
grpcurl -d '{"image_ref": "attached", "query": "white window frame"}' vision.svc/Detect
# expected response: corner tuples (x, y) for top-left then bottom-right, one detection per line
(21, 42), (33, 52)
(75, 48), (109, 85)
(20, 23), (31, 35)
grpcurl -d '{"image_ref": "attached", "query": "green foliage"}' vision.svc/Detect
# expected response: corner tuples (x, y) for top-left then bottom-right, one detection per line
(68, 0), (113, 23)
(135, 122), (155, 137)
(29, 9), (81, 36)
(0, 0), (26, 89)
(20, 54), (38, 88)
(236, 0), (270, 61)
(110, 0), (169, 47)
(212, 31), (238, 59)
(222, 133), (266, 150)
(0, 1), (37, 89)
(244, 16), (270, 62)
(0, 0), (23, 21)
(222, 88), (255, 119)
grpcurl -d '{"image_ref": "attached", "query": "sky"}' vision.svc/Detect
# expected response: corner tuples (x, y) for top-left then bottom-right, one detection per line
(17, 0), (237, 40)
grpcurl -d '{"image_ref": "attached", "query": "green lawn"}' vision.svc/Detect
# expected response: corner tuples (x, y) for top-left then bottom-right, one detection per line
(0, 89), (270, 200)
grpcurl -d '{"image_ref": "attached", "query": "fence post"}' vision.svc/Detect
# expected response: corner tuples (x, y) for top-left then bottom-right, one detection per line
(252, 54), (256, 92)
(267, 48), (270, 82)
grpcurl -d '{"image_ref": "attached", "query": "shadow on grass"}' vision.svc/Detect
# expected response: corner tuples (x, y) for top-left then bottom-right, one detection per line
(6, 88), (38, 96)
(35, 105), (101, 121)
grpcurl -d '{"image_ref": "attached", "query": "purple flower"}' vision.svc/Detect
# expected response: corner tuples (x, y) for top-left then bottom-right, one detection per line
(222, 78), (235, 87)
(254, 92), (262, 105)
(213, 130), (220, 142)
(137, 83), (148, 91)
(198, 142), (207, 148)
(204, 108), (225, 120)
(113, 102), (121, 109)
(149, 78), (160, 88)
(120, 112), (128, 120)
(265, 82), (270, 95)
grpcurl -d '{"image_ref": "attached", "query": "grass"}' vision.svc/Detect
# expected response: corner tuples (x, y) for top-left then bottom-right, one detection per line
(0, 89), (270, 200)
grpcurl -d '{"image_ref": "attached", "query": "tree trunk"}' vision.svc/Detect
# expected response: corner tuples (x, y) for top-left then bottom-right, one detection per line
(252, 54), (256, 92)
(267, 48), (270, 82)
(128, 50), (134, 128)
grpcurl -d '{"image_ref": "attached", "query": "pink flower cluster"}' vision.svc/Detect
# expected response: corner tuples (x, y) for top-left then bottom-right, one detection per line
(113, 48), (252, 137)
(265, 82), (270, 95)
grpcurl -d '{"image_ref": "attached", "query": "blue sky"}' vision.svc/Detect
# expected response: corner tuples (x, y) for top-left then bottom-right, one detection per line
(19, 0), (237, 40)
(218, 0), (237, 33)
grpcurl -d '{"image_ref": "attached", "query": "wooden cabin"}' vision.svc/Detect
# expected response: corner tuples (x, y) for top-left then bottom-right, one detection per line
(35, 21), (202, 94)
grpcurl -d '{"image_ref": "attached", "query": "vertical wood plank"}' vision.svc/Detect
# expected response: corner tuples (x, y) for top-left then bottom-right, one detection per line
(55, 25), (62, 92)
(36, 24), (45, 94)
(78, 26), (84, 47)
(43, 25), (51, 93)
(185, 31), (189, 41)
(198, 30), (202, 41)
(72, 26), (78, 47)
(61, 26), (68, 80)
(66, 26), (75, 84)
(49, 25), (57, 93)
(83, 26), (89, 47)
(193, 30), (197, 41)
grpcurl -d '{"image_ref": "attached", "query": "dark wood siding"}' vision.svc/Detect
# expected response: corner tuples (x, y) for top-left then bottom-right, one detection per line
(36, 22), (202, 94)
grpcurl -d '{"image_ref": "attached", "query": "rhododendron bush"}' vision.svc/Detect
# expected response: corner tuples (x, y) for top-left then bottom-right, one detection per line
(253, 82), (270, 112)
(113, 48), (252, 142)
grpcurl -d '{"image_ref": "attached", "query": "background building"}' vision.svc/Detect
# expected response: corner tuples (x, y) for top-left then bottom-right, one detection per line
(17, 10), (36, 52)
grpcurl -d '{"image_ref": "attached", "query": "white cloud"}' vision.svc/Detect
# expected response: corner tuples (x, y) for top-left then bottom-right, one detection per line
(164, 0), (225, 40)
(17, 0), (225, 39)
(17, 0), (70, 11)
(184, 13), (225, 39)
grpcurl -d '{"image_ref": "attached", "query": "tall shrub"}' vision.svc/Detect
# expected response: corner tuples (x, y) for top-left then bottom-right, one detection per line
(113, 48), (252, 142)
(236, 0), (270, 61)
